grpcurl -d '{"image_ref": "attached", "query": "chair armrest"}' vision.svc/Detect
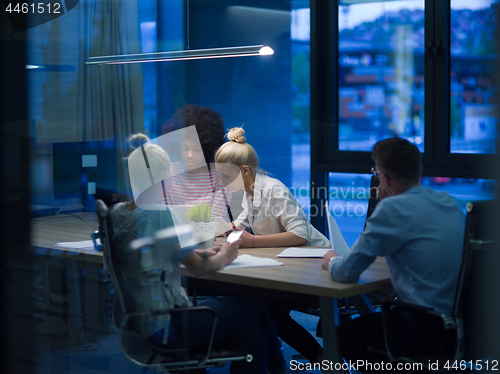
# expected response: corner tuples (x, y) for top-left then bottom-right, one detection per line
(121, 305), (219, 363)
(382, 299), (434, 313)
(382, 300), (456, 329)
(381, 300), (463, 364)
(151, 305), (216, 319)
(120, 305), (217, 329)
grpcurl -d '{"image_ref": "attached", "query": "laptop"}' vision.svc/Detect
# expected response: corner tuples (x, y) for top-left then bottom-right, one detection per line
(276, 202), (351, 258)
(325, 201), (350, 257)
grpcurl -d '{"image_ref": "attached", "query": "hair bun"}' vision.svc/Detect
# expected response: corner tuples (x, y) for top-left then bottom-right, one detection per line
(227, 127), (246, 144)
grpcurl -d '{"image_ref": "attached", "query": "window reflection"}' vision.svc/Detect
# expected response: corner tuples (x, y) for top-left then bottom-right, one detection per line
(28, 1), (310, 214)
(338, 0), (425, 152)
(450, 0), (499, 154)
(328, 173), (371, 247)
(327, 173), (497, 247)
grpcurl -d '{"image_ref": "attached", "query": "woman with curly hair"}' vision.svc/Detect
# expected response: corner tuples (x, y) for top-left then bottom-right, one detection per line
(161, 104), (231, 221)
(215, 127), (329, 366)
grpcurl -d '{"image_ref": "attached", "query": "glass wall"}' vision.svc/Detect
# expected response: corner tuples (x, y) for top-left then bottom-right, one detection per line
(24, 2), (313, 369)
(291, 6), (311, 211)
(27, 0), (312, 215)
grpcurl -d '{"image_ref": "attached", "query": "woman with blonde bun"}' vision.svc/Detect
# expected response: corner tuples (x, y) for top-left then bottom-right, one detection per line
(215, 127), (330, 249)
(215, 127), (328, 365)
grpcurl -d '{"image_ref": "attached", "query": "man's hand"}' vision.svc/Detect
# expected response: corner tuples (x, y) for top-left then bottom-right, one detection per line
(377, 183), (395, 200)
(322, 250), (339, 270)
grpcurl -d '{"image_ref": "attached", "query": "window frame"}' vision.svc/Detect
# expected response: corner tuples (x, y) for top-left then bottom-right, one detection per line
(312, 0), (498, 181)
(310, 0), (498, 230)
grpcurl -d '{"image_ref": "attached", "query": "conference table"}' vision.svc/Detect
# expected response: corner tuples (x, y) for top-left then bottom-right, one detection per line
(30, 212), (103, 346)
(184, 239), (391, 373)
(30, 212), (392, 373)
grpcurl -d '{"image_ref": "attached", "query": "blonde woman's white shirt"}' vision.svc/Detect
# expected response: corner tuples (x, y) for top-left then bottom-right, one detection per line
(234, 173), (330, 248)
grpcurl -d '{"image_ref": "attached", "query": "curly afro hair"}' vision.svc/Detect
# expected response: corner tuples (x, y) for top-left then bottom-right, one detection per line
(162, 104), (225, 163)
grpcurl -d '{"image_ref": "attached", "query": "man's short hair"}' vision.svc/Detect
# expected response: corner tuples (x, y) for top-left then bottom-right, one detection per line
(372, 137), (421, 186)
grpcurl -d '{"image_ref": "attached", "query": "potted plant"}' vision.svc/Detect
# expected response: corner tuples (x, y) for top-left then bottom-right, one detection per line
(187, 203), (215, 249)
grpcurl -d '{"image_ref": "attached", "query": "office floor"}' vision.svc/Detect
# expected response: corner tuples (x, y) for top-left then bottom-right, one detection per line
(32, 310), (324, 374)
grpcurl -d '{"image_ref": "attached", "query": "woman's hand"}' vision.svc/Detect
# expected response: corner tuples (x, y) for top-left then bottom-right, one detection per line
(218, 239), (241, 265)
(195, 247), (220, 258)
(231, 227), (255, 248)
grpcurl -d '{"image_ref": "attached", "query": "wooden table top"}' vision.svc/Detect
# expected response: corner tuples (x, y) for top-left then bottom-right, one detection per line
(183, 239), (391, 300)
(30, 213), (391, 298)
(30, 212), (102, 262)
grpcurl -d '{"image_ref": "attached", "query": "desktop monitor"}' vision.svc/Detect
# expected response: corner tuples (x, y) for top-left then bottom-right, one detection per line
(53, 141), (117, 208)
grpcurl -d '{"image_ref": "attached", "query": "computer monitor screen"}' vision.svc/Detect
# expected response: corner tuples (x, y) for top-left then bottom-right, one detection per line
(53, 141), (117, 202)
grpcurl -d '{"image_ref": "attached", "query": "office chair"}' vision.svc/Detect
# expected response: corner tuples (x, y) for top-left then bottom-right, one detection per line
(361, 175), (396, 306)
(92, 199), (252, 373)
(461, 199), (499, 365)
(378, 200), (496, 370)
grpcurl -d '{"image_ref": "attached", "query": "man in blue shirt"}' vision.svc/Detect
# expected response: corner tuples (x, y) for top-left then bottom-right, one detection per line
(322, 137), (465, 369)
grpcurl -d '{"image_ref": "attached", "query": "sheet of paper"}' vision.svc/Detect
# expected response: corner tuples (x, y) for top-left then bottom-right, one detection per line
(56, 239), (100, 249)
(277, 247), (330, 258)
(219, 254), (284, 270)
(329, 215), (350, 257)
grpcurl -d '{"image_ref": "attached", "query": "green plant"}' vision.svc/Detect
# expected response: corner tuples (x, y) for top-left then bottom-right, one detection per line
(187, 203), (212, 223)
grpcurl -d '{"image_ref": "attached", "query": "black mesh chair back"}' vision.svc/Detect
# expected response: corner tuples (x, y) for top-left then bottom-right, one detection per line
(461, 199), (498, 362)
(365, 175), (380, 226)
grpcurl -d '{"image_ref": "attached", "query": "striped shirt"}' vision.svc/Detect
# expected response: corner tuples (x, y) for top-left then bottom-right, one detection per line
(166, 162), (231, 221)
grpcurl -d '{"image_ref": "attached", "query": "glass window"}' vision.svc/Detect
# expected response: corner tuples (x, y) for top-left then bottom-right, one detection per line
(328, 174), (497, 247)
(291, 6), (312, 215)
(338, 0), (425, 152)
(421, 177), (497, 209)
(450, 0), (499, 154)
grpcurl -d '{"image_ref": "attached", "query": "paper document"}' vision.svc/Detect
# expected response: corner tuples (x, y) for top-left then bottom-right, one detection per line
(56, 239), (100, 249)
(277, 247), (330, 258)
(326, 201), (350, 256)
(219, 254), (284, 270)
(328, 215), (350, 256)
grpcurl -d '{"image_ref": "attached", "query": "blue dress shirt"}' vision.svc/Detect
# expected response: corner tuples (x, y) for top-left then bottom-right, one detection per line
(329, 185), (465, 315)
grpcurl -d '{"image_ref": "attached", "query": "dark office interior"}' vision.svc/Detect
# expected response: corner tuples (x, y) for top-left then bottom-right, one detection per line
(2, 0), (500, 373)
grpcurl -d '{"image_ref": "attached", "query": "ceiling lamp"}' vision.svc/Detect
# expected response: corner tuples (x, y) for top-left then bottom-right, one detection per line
(86, 45), (274, 65)
(86, 0), (273, 66)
